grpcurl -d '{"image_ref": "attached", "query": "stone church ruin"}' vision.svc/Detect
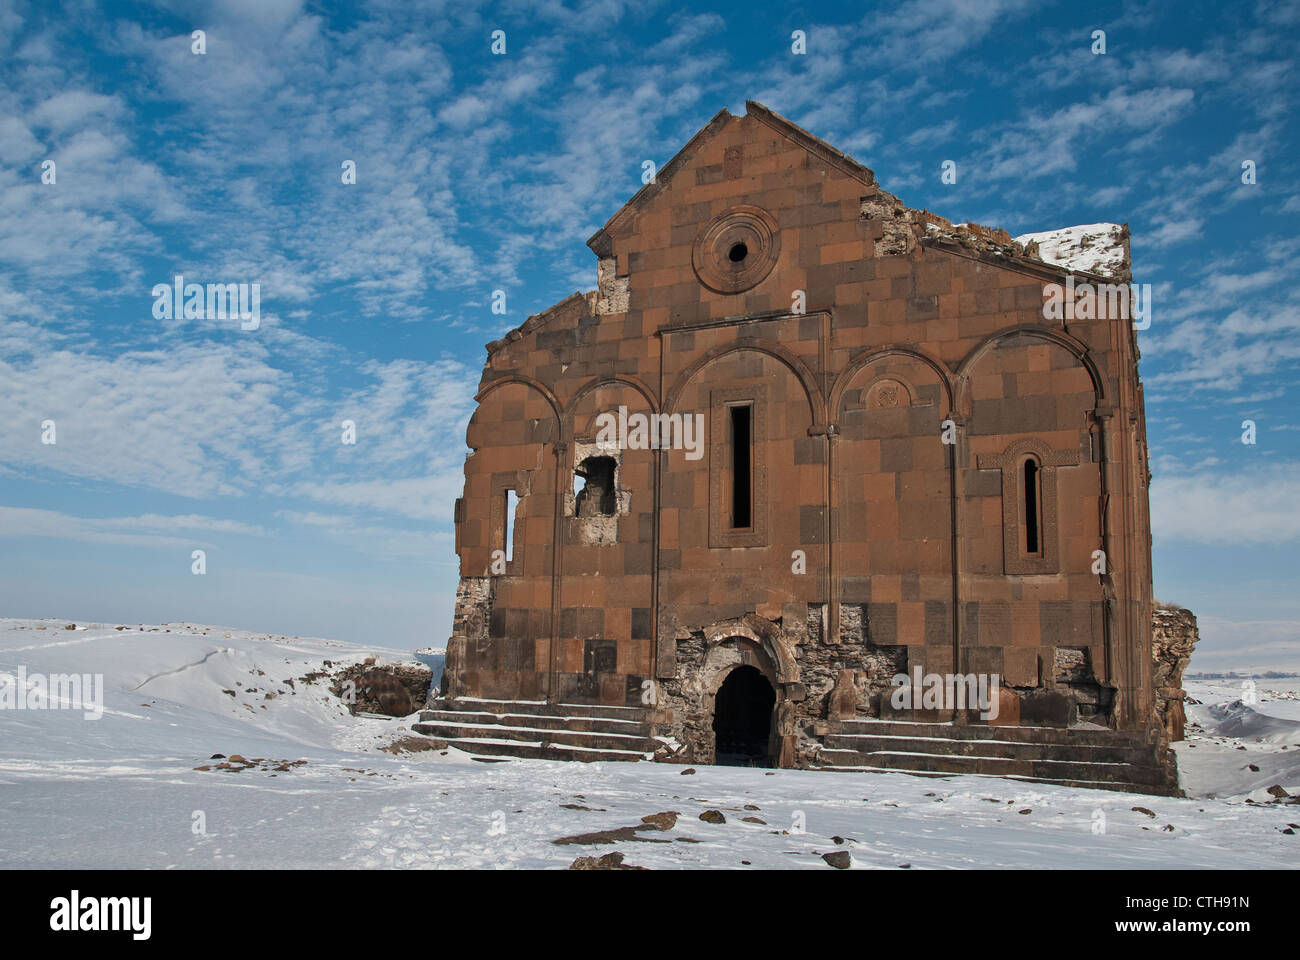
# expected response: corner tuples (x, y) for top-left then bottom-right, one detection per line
(415, 102), (1188, 795)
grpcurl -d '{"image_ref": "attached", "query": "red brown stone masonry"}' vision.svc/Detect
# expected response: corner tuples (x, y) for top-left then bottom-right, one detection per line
(442, 102), (1159, 765)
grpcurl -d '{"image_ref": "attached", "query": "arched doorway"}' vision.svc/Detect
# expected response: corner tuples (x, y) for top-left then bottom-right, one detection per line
(712, 666), (776, 766)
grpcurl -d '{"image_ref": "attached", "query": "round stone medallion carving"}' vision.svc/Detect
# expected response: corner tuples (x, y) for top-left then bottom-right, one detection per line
(691, 204), (781, 294)
(867, 378), (910, 409)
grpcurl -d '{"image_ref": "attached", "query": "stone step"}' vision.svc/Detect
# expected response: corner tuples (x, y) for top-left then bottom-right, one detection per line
(417, 708), (653, 736)
(412, 719), (657, 753)
(835, 719), (1151, 748)
(815, 748), (1171, 787)
(823, 732), (1151, 764)
(816, 763), (1182, 796)
(431, 697), (650, 722)
(422, 735), (649, 764)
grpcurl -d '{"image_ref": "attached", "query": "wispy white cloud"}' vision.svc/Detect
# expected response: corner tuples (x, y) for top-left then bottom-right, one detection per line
(1151, 463), (1300, 545)
(0, 506), (264, 548)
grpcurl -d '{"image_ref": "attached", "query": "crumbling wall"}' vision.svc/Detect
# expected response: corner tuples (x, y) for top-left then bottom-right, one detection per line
(859, 188), (1033, 262)
(443, 576), (493, 699)
(565, 440), (631, 546)
(594, 257), (630, 315)
(1054, 646), (1112, 722)
(1151, 604), (1199, 741)
(860, 189), (919, 256)
(654, 604), (914, 767)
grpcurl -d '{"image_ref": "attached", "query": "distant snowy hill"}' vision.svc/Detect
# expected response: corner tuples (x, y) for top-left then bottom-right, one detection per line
(1, 618), (1295, 869)
(1176, 679), (1300, 800)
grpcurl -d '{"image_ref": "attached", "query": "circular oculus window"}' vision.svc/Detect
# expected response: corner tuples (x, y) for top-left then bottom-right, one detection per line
(691, 205), (781, 294)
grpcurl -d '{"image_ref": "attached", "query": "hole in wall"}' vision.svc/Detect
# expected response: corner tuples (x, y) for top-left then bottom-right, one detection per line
(728, 241), (748, 263)
(574, 455), (617, 517)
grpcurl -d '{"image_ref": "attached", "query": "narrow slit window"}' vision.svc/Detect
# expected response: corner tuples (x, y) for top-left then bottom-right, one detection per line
(730, 405), (752, 529)
(1023, 459), (1039, 555)
(504, 489), (519, 562)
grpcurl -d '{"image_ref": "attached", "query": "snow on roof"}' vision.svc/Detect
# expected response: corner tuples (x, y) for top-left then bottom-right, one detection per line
(1013, 222), (1128, 281)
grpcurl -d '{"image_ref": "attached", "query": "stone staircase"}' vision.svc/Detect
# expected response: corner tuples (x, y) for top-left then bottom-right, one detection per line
(412, 700), (1181, 794)
(814, 718), (1181, 795)
(412, 698), (662, 763)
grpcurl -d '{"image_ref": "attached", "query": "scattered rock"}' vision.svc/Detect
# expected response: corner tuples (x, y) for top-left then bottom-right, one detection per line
(1248, 763), (1260, 772)
(553, 825), (670, 845)
(1132, 807), (1156, 818)
(640, 811), (678, 831)
(743, 804), (760, 810)
(1266, 785), (1290, 799)
(699, 810), (726, 824)
(680, 768), (696, 775)
(822, 851), (852, 869)
(1018, 809), (1031, 815)
(64, 624), (76, 630)
(742, 816), (766, 825)
(569, 852), (646, 870)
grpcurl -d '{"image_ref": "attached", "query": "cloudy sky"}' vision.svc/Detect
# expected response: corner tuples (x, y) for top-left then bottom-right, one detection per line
(0, 0), (1297, 668)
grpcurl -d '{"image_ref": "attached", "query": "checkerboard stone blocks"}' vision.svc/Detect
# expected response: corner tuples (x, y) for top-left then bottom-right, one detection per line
(435, 103), (1162, 783)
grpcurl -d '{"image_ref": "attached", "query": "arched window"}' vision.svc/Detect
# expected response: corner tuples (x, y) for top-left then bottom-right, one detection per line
(729, 404), (753, 529)
(1023, 457), (1041, 556)
(504, 489), (519, 561)
(977, 440), (1080, 575)
(708, 386), (767, 548)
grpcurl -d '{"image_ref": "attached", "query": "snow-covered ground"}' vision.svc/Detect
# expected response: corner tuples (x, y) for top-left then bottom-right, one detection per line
(1, 618), (1296, 869)
(1176, 678), (1300, 801)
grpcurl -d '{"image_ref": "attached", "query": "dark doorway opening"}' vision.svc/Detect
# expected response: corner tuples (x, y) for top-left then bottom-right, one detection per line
(712, 665), (775, 766)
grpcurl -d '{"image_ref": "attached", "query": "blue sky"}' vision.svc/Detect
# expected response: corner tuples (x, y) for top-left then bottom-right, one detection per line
(0, 0), (1297, 670)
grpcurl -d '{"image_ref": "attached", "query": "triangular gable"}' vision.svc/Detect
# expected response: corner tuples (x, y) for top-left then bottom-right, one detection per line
(587, 100), (877, 257)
